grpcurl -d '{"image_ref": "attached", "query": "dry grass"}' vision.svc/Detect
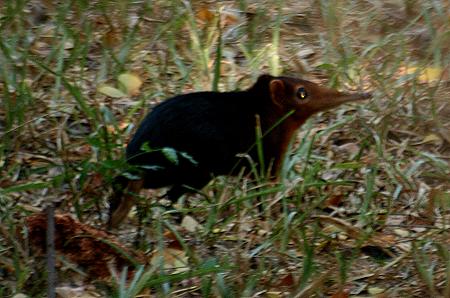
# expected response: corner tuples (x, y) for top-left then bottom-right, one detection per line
(0, 0), (449, 297)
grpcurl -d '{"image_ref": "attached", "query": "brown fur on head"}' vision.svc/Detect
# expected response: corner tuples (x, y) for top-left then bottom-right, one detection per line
(266, 75), (371, 119)
(252, 74), (371, 177)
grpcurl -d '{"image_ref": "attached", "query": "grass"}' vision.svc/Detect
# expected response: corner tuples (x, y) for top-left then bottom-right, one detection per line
(0, 0), (449, 297)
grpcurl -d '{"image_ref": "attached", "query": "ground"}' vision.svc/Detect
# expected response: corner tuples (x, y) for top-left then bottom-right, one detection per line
(0, 0), (449, 297)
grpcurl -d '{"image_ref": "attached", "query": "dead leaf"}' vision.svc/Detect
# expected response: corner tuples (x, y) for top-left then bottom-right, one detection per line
(196, 7), (239, 27)
(64, 40), (74, 50)
(403, 65), (446, 84)
(150, 248), (189, 273)
(181, 215), (201, 232)
(393, 228), (410, 237)
(368, 286), (386, 295)
(292, 269), (332, 298)
(314, 215), (363, 239)
(31, 41), (52, 56)
(97, 85), (127, 98)
(275, 273), (295, 288)
(26, 213), (145, 279)
(164, 230), (183, 250)
(337, 142), (360, 158)
(324, 194), (344, 208)
(197, 7), (215, 23)
(412, 133), (443, 146)
(385, 214), (407, 226)
(82, 173), (104, 195)
(103, 28), (122, 48)
(118, 73), (143, 96)
(56, 286), (100, 298)
(221, 10), (239, 26)
(297, 48), (315, 59)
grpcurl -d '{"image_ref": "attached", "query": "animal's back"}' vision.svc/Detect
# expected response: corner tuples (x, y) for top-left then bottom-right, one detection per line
(126, 91), (257, 182)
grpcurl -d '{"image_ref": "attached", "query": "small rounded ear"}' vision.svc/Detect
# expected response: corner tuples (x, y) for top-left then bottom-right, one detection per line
(269, 79), (285, 108)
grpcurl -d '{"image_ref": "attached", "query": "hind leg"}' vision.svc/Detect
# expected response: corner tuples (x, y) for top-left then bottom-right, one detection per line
(108, 178), (144, 228)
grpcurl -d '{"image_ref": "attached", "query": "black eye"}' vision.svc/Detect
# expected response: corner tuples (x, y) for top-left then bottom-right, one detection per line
(297, 87), (308, 100)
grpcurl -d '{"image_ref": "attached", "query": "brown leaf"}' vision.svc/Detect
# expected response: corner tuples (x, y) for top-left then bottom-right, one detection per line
(26, 213), (146, 279)
(324, 194), (344, 208)
(314, 215), (363, 239)
(103, 28), (121, 48)
(196, 7), (215, 23)
(164, 230), (183, 250)
(275, 272), (295, 288)
(82, 173), (104, 195)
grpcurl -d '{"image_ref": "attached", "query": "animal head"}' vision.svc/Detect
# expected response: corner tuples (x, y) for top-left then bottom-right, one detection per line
(256, 74), (371, 118)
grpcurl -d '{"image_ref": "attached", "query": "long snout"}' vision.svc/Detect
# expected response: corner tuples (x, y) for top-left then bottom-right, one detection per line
(335, 91), (372, 103)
